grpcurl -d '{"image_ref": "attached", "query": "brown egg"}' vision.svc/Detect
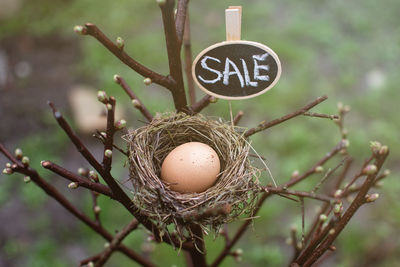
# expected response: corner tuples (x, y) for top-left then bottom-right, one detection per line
(161, 142), (221, 193)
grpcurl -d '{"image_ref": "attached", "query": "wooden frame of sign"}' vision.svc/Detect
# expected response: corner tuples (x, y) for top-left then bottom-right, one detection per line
(192, 40), (282, 100)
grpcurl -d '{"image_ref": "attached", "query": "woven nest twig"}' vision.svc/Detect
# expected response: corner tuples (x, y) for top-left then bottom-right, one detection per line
(125, 113), (261, 236)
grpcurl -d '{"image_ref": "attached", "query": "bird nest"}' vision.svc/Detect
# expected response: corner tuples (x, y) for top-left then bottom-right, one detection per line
(125, 112), (261, 236)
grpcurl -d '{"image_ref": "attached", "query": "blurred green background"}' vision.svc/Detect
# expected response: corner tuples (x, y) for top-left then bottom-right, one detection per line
(0, 0), (399, 266)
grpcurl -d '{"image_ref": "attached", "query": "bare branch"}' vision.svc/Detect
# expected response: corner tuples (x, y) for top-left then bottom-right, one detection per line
(334, 157), (353, 189)
(244, 96), (328, 137)
(175, 0), (189, 47)
(48, 101), (104, 173)
(265, 187), (333, 203)
(83, 23), (173, 90)
(300, 149), (389, 266)
(0, 143), (20, 165)
(0, 144), (155, 267)
(211, 140), (343, 267)
(286, 140), (345, 187)
(41, 161), (114, 198)
(191, 95), (217, 113)
(233, 111), (244, 126)
(80, 252), (103, 266)
(303, 203), (331, 246)
(102, 97), (116, 173)
(291, 227), (301, 259)
(94, 219), (139, 267)
(311, 156), (350, 194)
(294, 219), (336, 265)
(182, 9), (196, 105)
(342, 155), (374, 194)
(303, 112), (339, 120)
(159, 0), (189, 112)
(94, 130), (129, 157)
(114, 75), (153, 122)
(300, 197), (305, 248)
(48, 102), (181, 248)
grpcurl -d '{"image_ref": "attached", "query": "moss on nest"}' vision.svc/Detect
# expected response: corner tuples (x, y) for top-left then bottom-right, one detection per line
(125, 112), (261, 237)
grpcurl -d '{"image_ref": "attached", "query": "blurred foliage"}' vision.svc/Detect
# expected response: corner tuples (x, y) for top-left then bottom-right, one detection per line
(1, 0), (399, 266)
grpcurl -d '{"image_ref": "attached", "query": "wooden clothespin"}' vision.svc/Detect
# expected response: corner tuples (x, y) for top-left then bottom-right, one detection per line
(225, 6), (242, 41)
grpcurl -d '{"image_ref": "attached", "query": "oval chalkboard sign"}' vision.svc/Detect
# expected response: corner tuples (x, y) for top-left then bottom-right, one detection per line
(192, 40), (281, 100)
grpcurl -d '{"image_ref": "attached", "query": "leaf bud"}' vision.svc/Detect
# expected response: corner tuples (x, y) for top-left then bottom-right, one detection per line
(2, 168), (13, 175)
(319, 214), (328, 222)
(115, 119), (127, 130)
(143, 77), (152, 85)
(89, 171), (99, 182)
(14, 148), (23, 159)
(209, 96), (218, 103)
(78, 167), (88, 176)
(97, 91), (108, 104)
(104, 149), (113, 158)
(113, 74), (121, 84)
(366, 193), (379, 203)
(94, 205), (101, 214)
(21, 156), (30, 166)
(363, 164), (377, 175)
(73, 25), (87, 35)
(132, 99), (142, 109)
(68, 182), (79, 189)
(116, 37), (125, 49)
(315, 166), (324, 173)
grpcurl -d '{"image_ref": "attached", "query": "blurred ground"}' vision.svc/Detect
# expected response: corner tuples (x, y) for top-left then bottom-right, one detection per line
(0, 0), (399, 266)
(0, 35), (81, 142)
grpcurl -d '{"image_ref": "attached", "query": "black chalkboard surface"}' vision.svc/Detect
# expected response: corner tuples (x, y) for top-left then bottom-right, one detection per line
(192, 40), (281, 100)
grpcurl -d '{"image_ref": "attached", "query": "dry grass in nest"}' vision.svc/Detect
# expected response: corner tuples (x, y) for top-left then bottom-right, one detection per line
(125, 112), (261, 236)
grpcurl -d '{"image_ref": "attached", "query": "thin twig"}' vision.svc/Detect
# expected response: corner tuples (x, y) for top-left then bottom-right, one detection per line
(304, 204), (331, 246)
(294, 219), (336, 265)
(311, 156), (349, 194)
(175, 0), (189, 48)
(221, 224), (230, 245)
(300, 197), (305, 248)
(191, 95), (216, 113)
(265, 187), (333, 203)
(244, 96), (328, 137)
(41, 161), (114, 198)
(335, 157), (353, 189)
(80, 252), (103, 266)
(81, 168), (102, 226)
(291, 227), (300, 259)
(159, 0), (188, 112)
(93, 131), (129, 157)
(303, 112), (339, 120)
(183, 10), (196, 106)
(102, 97), (116, 173)
(94, 219), (139, 267)
(114, 75), (153, 122)
(83, 23), (172, 89)
(287, 140), (345, 187)
(233, 111), (244, 126)
(48, 101), (103, 173)
(342, 155), (374, 194)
